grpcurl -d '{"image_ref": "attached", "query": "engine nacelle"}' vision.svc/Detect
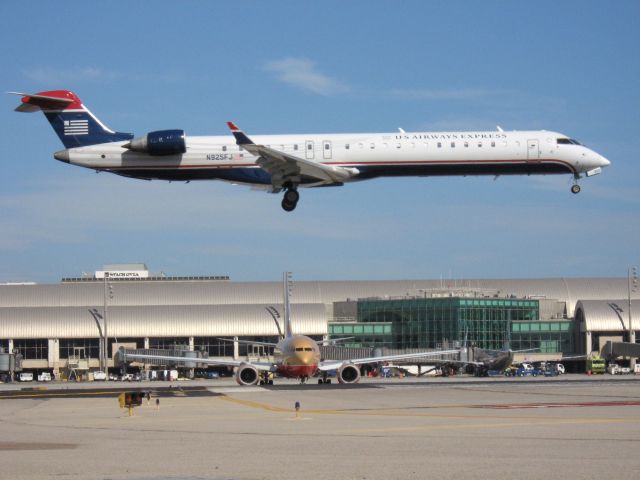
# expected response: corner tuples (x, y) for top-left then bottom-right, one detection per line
(124, 129), (186, 156)
(337, 364), (361, 384)
(235, 363), (260, 386)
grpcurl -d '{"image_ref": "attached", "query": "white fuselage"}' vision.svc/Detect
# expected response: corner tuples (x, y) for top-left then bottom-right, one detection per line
(58, 129), (610, 187)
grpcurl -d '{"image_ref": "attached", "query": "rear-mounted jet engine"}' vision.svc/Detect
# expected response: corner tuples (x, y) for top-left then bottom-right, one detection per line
(123, 129), (186, 156)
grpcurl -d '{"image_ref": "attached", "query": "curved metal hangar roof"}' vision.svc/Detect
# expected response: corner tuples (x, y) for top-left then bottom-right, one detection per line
(0, 277), (637, 339)
(575, 299), (640, 332)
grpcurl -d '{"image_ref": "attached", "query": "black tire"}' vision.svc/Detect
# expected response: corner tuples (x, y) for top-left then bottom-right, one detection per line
(284, 189), (300, 203)
(571, 184), (581, 194)
(281, 199), (296, 212)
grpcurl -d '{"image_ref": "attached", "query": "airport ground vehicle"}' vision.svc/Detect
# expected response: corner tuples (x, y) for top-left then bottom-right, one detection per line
(607, 364), (631, 375)
(18, 372), (33, 382)
(587, 355), (606, 374)
(503, 366), (518, 376)
(92, 371), (107, 381)
(504, 364), (543, 377)
(516, 365), (544, 377)
(539, 362), (565, 377)
(37, 372), (52, 382)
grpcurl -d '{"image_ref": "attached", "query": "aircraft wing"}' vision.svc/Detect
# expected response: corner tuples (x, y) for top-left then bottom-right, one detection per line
(227, 122), (357, 189)
(318, 348), (461, 371)
(121, 352), (275, 372)
(215, 337), (279, 347)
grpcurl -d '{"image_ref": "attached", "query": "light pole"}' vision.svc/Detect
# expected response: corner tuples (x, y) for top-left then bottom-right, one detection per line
(88, 309), (104, 373)
(629, 267), (638, 372)
(103, 273), (114, 381)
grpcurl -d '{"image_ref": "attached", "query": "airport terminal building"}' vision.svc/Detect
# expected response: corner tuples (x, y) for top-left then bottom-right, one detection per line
(1, 264), (639, 377)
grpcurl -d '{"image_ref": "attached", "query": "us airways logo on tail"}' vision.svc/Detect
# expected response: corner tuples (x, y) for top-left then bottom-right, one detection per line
(63, 119), (88, 136)
(10, 90), (132, 148)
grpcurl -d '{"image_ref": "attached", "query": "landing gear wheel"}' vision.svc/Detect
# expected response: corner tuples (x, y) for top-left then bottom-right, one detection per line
(282, 199), (296, 211)
(284, 189), (299, 204)
(281, 187), (299, 212)
(571, 184), (581, 194)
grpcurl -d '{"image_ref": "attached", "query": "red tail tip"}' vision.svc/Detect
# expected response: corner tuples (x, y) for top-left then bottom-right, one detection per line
(227, 121), (239, 131)
(23, 90), (82, 110)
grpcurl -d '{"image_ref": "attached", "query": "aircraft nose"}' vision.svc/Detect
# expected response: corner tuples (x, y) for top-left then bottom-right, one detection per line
(599, 155), (611, 167)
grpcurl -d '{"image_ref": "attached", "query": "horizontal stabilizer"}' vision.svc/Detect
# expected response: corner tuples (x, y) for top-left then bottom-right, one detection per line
(9, 91), (77, 113)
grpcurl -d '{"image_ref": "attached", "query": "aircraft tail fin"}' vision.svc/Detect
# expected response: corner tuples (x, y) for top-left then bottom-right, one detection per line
(10, 90), (133, 148)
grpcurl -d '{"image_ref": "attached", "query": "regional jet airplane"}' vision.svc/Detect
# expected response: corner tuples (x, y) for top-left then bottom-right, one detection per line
(120, 273), (460, 386)
(12, 90), (610, 211)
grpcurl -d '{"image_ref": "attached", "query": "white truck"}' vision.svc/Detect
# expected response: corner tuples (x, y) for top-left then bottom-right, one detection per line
(92, 371), (107, 381)
(18, 372), (33, 382)
(37, 372), (52, 382)
(607, 364), (631, 375)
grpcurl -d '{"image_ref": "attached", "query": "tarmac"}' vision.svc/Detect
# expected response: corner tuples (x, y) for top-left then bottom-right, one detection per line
(1, 375), (639, 480)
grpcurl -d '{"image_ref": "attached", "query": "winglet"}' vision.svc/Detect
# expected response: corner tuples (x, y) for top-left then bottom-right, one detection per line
(227, 121), (254, 146)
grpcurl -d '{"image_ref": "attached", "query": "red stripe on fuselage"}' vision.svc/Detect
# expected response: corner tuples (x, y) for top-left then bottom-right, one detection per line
(276, 364), (318, 378)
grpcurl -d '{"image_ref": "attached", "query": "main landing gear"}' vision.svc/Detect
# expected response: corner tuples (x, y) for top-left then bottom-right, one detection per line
(258, 372), (274, 386)
(281, 186), (299, 212)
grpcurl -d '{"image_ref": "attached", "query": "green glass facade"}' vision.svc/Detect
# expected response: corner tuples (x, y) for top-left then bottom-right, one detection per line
(331, 297), (541, 350)
(511, 321), (575, 354)
(328, 322), (392, 348)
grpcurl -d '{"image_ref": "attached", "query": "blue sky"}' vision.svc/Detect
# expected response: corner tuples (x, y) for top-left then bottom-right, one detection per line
(1, 1), (638, 283)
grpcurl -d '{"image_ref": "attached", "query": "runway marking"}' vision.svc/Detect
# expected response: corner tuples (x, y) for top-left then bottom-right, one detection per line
(217, 394), (293, 412)
(474, 400), (640, 409)
(216, 394), (638, 422)
(0, 390), (131, 399)
(344, 417), (640, 434)
(0, 441), (77, 451)
(0, 387), (213, 400)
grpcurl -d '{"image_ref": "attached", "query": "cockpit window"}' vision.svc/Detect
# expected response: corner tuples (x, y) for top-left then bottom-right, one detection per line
(295, 347), (304, 351)
(557, 138), (582, 146)
(304, 347), (313, 351)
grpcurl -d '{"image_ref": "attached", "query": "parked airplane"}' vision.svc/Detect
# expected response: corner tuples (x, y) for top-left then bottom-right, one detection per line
(121, 273), (460, 386)
(388, 347), (515, 377)
(11, 89), (610, 211)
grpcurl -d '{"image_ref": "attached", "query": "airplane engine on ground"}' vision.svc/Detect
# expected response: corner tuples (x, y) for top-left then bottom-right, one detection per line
(235, 363), (260, 386)
(123, 129), (186, 156)
(337, 364), (361, 384)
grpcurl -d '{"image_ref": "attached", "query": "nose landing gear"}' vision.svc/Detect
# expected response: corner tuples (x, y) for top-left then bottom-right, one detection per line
(281, 187), (299, 211)
(571, 175), (581, 194)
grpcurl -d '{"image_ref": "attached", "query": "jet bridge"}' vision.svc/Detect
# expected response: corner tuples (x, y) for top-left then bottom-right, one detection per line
(601, 341), (640, 360)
